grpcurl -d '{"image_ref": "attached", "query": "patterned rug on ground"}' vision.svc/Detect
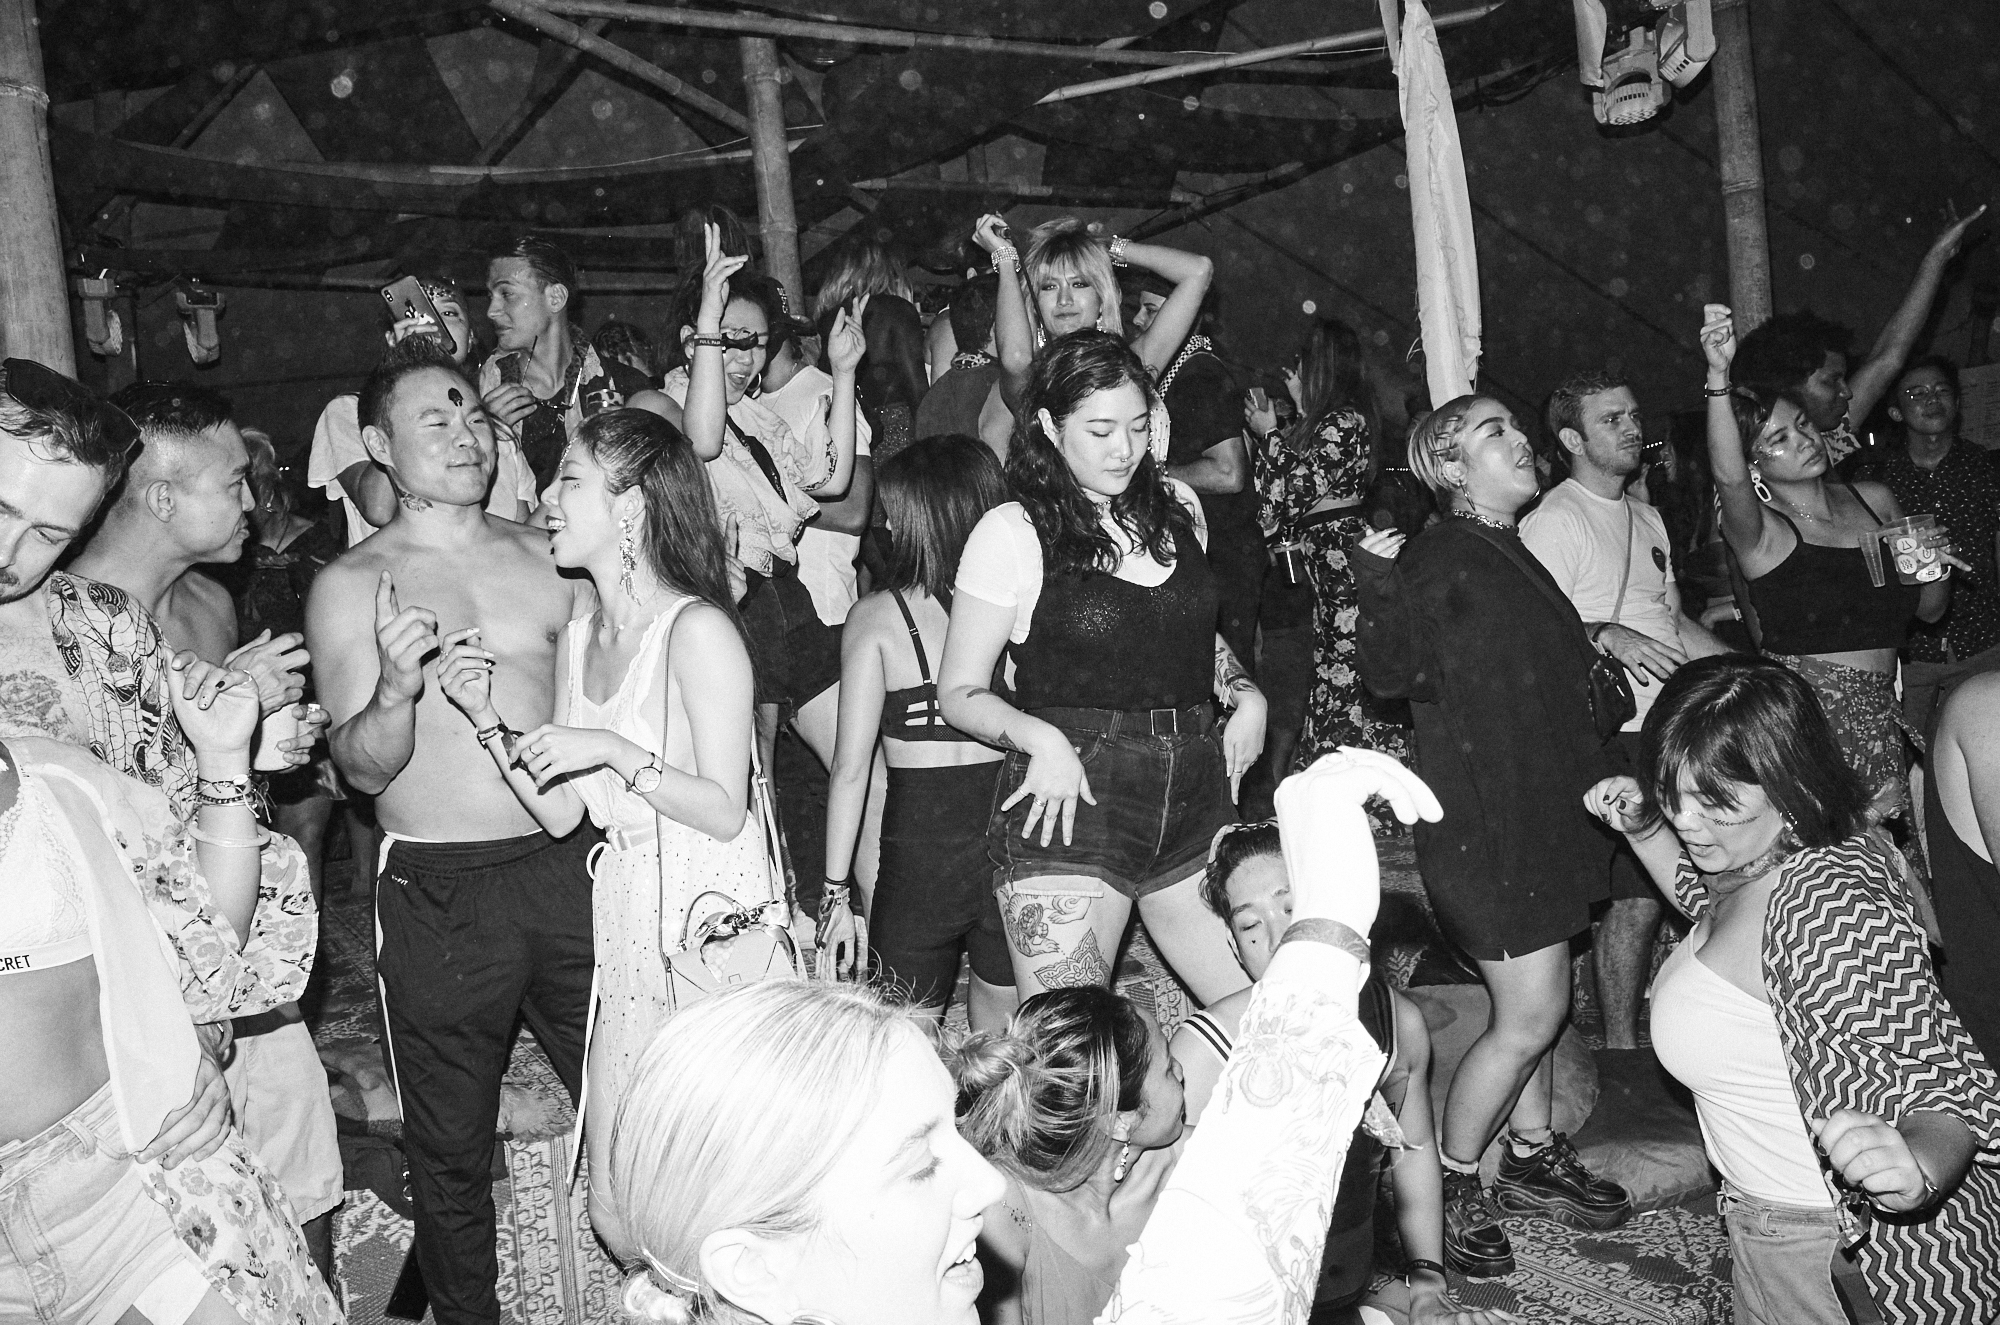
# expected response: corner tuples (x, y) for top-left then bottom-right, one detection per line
(317, 833), (1732, 1324)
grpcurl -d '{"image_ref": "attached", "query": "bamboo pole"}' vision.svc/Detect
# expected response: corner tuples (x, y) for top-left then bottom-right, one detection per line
(528, 0), (1386, 76)
(1711, 0), (1771, 330)
(740, 36), (803, 305)
(0, 0), (71, 371)
(487, 0), (751, 135)
(1034, 3), (1496, 104)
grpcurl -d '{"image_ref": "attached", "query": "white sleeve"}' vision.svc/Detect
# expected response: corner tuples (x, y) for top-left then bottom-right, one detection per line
(307, 396), (366, 500)
(1518, 502), (1586, 598)
(955, 505), (1043, 643)
(1168, 477), (1208, 551)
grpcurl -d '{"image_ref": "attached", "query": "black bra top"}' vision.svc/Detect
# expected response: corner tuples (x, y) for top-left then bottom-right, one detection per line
(880, 589), (979, 743)
(1746, 485), (1921, 656)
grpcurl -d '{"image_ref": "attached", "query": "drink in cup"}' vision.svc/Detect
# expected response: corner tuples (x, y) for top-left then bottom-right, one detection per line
(254, 702), (316, 772)
(1882, 515), (1949, 586)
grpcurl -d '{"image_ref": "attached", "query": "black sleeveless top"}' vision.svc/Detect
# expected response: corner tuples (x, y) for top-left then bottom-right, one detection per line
(880, 589), (978, 743)
(1746, 492), (1922, 655)
(1925, 681), (2000, 1067)
(1011, 537), (1218, 712)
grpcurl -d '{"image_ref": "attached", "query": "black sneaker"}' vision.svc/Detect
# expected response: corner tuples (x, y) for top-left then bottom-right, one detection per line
(1493, 1132), (1632, 1230)
(1442, 1169), (1516, 1277)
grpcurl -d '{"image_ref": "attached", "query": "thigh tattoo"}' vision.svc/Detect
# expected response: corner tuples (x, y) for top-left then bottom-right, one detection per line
(1034, 929), (1111, 990)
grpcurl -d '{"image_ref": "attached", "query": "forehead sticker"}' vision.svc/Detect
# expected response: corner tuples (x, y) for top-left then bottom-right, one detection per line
(448, 387), (464, 407)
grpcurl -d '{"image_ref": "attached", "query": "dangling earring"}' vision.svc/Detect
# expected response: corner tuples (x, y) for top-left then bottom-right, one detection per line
(1750, 464), (1774, 504)
(1095, 312), (1106, 332)
(618, 511), (640, 602)
(1111, 1141), (1134, 1183)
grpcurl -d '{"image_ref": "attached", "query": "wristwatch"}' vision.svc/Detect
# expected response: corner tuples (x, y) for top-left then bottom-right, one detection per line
(627, 756), (665, 795)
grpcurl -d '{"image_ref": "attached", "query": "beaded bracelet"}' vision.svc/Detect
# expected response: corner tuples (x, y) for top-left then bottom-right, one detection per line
(1279, 917), (1371, 964)
(1702, 382), (1734, 397)
(197, 773), (252, 799)
(188, 822), (271, 850)
(1107, 235), (1131, 266)
(989, 243), (1020, 271)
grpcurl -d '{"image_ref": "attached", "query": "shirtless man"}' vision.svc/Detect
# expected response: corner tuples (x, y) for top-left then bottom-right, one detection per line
(308, 340), (595, 1325)
(66, 379), (342, 1276)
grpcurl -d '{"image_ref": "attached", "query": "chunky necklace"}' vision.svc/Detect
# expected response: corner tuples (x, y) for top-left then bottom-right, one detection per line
(1707, 839), (1795, 898)
(951, 350), (993, 371)
(1450, 509), (1513, 531)
(1156, 335), (1213, 395)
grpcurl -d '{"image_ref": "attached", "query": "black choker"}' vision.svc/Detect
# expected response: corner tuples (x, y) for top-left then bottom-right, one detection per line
(1451, 510), (1514, 531)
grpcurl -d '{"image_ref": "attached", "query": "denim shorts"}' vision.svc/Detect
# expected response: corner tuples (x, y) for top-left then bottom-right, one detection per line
(1720, 1183), (1882, 1325)
(0, 1084), (210, 1325)
(989, 705), (1236, 901)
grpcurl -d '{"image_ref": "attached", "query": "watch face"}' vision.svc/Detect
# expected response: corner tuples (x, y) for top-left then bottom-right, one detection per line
(631, 761), (664, 794)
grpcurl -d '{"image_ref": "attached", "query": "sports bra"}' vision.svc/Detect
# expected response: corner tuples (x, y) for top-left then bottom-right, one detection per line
(0, 763), (92, 974)
(1745, 487), (1922, 656)
(880, 589), (978, 743)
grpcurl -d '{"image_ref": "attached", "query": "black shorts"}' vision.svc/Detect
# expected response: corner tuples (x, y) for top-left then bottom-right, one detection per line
(990, 705), (1236, 901)
(740, 559), (842, 710)
(870, 761), (1015, 1004)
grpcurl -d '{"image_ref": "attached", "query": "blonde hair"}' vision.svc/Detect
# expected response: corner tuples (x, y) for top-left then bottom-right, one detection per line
(1405, 394), (1493, 501)
(812, 238), (912, 320)
(610, 982), (917, 1324)
(240, 426), (290, 531)
(1023, 218), (1122, 339)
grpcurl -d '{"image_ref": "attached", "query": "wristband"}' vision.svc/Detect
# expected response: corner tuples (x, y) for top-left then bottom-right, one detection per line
(688, 333), (733, 348)
(1279, 917), (1370, 964)
(1107, 235), (1130, 267)
(1406, 1258), (1448, 1283)
(475, 723), (506, 746)
(196, 791), (256, 810)
(821, 878), (852, 910)
(1702, 382), (1734, 397)
(188, 822), (271, 850)
(197, 773), (252, 798)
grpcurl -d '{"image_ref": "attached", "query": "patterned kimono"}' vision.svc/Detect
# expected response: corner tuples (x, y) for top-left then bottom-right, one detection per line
(1670, 835), (2000, 1323)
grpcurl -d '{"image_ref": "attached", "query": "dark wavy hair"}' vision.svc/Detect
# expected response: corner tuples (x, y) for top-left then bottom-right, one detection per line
(951, 986), (1152, 1193)
(878, 435), (1009, 600)
(497, 234), (579, 298)
(1009, 332), (1194, 576)
(1726, 383), (1814, 460)
(1638, 655), (1869, 847)
(1734, 311), (1853, 394)
(1283, 317), (1376, 479)
(573, 409), (745, 641)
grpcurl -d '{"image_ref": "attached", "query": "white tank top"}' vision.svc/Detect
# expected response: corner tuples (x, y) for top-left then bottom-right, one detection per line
(1650, 930), (1834, 1208)
(0, 771), (91, 972)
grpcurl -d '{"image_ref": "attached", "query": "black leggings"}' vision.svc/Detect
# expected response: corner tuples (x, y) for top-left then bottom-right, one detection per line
(870, 761), (1015, 1005)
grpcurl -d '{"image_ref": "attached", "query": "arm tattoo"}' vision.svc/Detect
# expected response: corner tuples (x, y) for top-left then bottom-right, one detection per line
(1215, 638), (1255, 701)
(962, 685), (1025, 750)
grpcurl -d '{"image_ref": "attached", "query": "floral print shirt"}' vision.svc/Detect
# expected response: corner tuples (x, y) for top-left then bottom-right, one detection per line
(1259, 409), (1371, 544)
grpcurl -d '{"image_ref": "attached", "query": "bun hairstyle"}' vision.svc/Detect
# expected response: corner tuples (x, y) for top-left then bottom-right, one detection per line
(1008, 331), (1194, 577)
(952, 987), (1151, 1194)
(610, 982), (918, 1325)
(1405, 393), (1495, 501)
(573, 409), (743, 635)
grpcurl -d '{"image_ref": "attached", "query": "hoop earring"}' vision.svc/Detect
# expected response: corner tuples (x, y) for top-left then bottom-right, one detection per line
(1750, 464), (1774, 504)
(618, 512), (640, 602)
(1111, 1142), (1134, 1183)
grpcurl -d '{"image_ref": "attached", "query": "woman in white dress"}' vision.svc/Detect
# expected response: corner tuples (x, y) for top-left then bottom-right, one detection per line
(437, 406), (772, 1259)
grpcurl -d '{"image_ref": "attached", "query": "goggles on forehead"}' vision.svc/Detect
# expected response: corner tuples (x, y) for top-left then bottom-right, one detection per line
(1, 359), (141, 455)
(689, 330), (771, 352)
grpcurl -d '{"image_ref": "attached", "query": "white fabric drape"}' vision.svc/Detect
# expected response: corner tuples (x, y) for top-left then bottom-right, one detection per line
(1397, 0), (1483, 405)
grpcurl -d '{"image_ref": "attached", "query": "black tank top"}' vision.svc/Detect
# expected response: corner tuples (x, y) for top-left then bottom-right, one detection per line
(1924, 692), (2000, 1066)
(1746, 492), (1921, 655)
(1011, 537), (1218, 712)
(879, 589), (977, 743)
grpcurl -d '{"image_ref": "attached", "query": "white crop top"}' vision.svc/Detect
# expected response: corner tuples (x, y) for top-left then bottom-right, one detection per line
(0, 770), (92, 973)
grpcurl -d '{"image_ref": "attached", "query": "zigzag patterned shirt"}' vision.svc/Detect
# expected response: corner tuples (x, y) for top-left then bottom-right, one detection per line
(1673, 835), (2000, 1323)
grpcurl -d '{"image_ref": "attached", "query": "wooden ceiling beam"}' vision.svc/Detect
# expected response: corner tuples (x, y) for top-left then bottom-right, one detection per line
(485, 0), (750, 135)
(474, 19), (609, 165)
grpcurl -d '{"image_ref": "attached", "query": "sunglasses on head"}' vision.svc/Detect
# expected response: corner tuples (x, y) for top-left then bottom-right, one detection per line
(692, 330), (770, 352)
(2, 359), (141, 456)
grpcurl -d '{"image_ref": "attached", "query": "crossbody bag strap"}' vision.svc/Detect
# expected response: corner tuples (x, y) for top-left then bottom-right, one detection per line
(1608, 499), (1634, 627)
(1459, 523), (1601, 671)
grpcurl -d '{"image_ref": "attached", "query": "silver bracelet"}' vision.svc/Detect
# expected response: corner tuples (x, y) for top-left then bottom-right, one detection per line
(1107, 235), (1131, 266)
(188, 821), (272, 850)
(989, 243), (1020, 271)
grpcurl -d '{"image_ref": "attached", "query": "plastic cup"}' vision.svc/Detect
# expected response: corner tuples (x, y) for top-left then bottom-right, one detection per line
(1881, 515), (1948, 587)
(254, 704), (304, 772)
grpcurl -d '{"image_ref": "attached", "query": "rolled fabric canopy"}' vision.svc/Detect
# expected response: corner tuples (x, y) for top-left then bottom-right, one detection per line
(1397, 0), (1482, 405)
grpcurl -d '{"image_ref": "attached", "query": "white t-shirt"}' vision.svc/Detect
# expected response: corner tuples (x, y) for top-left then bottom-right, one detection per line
(759, 365), (872, 626)
(956, 479), (1208, 643)
(308, 393), (537, 546)
(1520, 478), (1679, 729)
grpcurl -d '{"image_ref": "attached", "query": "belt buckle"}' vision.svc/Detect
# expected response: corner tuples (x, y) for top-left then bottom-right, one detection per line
(1150, 707), (1181, 735)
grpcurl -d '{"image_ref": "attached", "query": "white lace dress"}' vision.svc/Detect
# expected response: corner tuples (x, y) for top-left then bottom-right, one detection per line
(562, 598), (774, 1122)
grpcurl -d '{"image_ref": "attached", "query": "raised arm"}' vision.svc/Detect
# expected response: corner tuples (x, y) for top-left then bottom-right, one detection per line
(681, 223), (750, 464)
(1848, 205), (1987, 424)
(1123, 240), (1215, 376)
(972, 214), (1036, 391)
(1700, 305), (1782, 568)
(1585, 775), (1696, 918)
(311, 566), (434, 796)
(805, 299), (868, 498)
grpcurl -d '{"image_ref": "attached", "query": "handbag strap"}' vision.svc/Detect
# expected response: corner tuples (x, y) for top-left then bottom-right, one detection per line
(1607, 499), (1634, 627)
